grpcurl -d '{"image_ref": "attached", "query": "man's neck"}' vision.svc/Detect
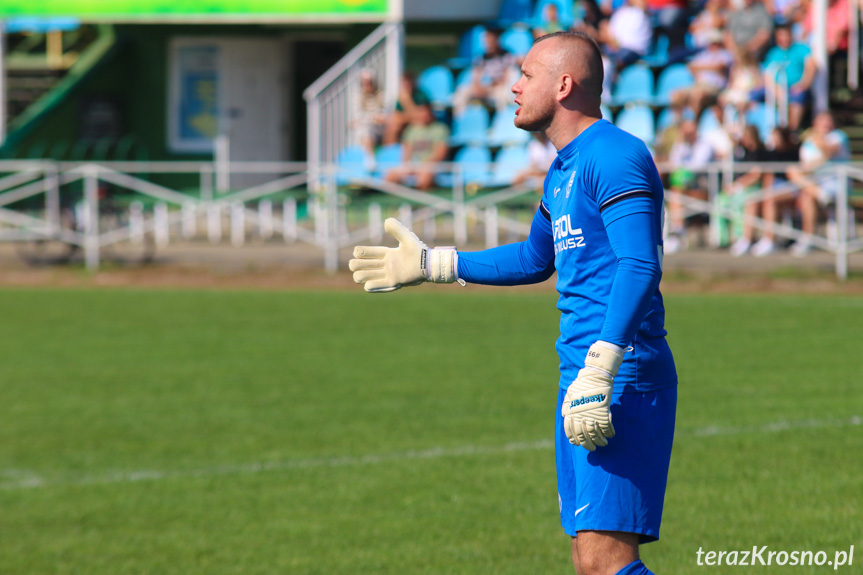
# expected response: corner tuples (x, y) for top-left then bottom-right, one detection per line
(546, 114), (601, 151)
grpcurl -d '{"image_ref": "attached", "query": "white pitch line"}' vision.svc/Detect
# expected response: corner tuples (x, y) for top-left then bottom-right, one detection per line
(0, 415), (859, 492)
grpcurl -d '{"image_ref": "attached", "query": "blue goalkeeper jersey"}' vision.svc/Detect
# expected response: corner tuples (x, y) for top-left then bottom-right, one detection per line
(459, 119), (677, 393)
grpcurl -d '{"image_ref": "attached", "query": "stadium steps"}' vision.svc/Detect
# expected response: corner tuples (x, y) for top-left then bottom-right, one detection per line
(1, 24), (117, 156)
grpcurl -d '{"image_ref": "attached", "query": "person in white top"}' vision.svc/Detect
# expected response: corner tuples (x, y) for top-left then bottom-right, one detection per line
(599, 0), (652, 73)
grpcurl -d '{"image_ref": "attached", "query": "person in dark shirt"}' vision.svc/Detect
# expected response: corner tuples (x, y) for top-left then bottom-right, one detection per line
(730, 126), (799, 256)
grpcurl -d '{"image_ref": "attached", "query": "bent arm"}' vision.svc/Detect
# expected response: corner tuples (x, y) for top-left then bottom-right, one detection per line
(598, 199), (663, 347)
(457, 206), (555, 285)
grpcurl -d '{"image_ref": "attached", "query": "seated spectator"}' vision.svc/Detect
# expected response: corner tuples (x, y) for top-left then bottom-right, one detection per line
(724, 124), (768, 255)
(784, 111), (850, 255)
(670, 30), (734, 120)
(385, 104), (450, 191)
(654, 105), (690, 162)
(452, 27), (518, 115)
(665, 119), (715, 252)
(719, 50), (763, 119)
(514, 132), (558, 186)
(383, 73), (431, 146)
(753, 23), (817, 131)
(541, 2), (565, 33)
(725, 0), (774, 62)
(598, 0), (652, 73)
(689, 0), (727, 51)
(647, 0), (690, 59)
(743, 126), (800, 256)
(351, 69), (386, 160)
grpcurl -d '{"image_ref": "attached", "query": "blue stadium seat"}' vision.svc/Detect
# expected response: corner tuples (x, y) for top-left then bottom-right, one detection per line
(746, 103), (773, 141)
(374, 143), (403, 179)
(697, 107), (721, 134)
(611, 65), (654, 106)
(417, 66), (454, 108)
(601, 104), (613, 122)
(336, 146), (370, 184)
(450, 104), (491, 146)
(500, 27), (534, 57)
(498, 0), (533, 25)
(615, 105), (656, 145)
(438, 145), (493, 188)
(656, 107), (675, 131)
(449, 25), (486, 69)
(641, 35), (669, 68)
(488, 105), (530, 146)
(490, 145), (531, 186)
(653, 63), (693, 106)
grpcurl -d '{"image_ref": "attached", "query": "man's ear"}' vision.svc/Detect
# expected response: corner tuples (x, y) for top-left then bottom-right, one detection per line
(557, 74), (575, 102)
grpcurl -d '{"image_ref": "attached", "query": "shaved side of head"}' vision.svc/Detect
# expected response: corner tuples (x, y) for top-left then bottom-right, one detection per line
(533, 31), (604, 108)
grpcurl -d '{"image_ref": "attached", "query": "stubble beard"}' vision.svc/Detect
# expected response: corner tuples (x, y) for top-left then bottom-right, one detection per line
(514, 100), (554, 135)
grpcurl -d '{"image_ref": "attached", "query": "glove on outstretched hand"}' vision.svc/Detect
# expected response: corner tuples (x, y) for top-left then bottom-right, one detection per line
(349, 218), (458, 293)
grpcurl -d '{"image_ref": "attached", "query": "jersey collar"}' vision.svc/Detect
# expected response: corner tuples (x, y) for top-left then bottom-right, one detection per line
(556, 119), (607, 163)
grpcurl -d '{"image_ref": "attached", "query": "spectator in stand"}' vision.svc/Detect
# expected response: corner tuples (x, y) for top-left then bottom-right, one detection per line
(665, 119), (715, 252)
(598, 0), (652, 73)
(670, 29), (734, 120)
(724, 124), (768, 255)
(385, 103), (450, 191)
(351, 69), (387, 160)
(735, 126), (800, 256)
(647, 0), (691, 60)
(784, 111), (851, 255)
(719, 49), (763, 119)
(654, 105), (690, 162)
(383, 73), (430, 146)
(725, 0), (773, 62)
(755, 23), (817, 131)
(452, 27), (518, 115)
(514, 132), (558, 186)
(541, 2), (565, 33)
(689, 0), (727, 51)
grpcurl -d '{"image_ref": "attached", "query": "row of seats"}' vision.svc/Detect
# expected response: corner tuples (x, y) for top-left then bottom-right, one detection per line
(337, 143), (533, 188)
(419, 62), (697, 112)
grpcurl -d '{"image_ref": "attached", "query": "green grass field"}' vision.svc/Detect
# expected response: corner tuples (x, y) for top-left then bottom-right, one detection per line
(0, 288), (861, 574)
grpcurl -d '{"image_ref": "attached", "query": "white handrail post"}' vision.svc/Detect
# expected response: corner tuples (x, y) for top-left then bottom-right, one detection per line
(283, 197), (297, 243)
(369, 202), (383, 242)
(485, 205), (499, 248)
(231, 202), (245, 247)
(130, 201), (145, 245)
(84, 168), (100, 271)
(208, 203), (222, 243)
(45, 166), (60, 237)
(453, 169), (467, 245)
(324, 165), (339, 273)
(812, 0), (829, 112)
(259, 199), (273, 239)
(384, 23), (404, 109)
(215, 134), (230, 193)
(836, 165), (849, 280)
(398, 203), (413, 230)
(707, 166), (721, 247)
(182, 202), (197, 239)
(154, 202), (170, 247)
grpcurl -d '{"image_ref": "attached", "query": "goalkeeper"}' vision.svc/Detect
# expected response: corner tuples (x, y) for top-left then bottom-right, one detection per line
(350, 31), (676, 575)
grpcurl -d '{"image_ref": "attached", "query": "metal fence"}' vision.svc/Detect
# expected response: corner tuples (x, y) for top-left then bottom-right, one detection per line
(0, 159), (859, 279)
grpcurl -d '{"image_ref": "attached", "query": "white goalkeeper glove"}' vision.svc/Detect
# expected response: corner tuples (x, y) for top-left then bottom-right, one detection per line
(561, 342), (625, 451)
(349, 218), (461, 293)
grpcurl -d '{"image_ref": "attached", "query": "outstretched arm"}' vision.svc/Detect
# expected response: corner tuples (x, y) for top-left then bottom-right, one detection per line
(349, 204), (555, 292)
(457, 204), (555, 286)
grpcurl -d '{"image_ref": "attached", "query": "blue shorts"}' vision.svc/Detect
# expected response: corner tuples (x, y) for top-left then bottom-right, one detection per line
(555, 385), (677, 543)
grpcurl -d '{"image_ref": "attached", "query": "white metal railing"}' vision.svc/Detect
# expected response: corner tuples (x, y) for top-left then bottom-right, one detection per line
(0, 160), (860, 279)
(303, 22), (403, 190)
